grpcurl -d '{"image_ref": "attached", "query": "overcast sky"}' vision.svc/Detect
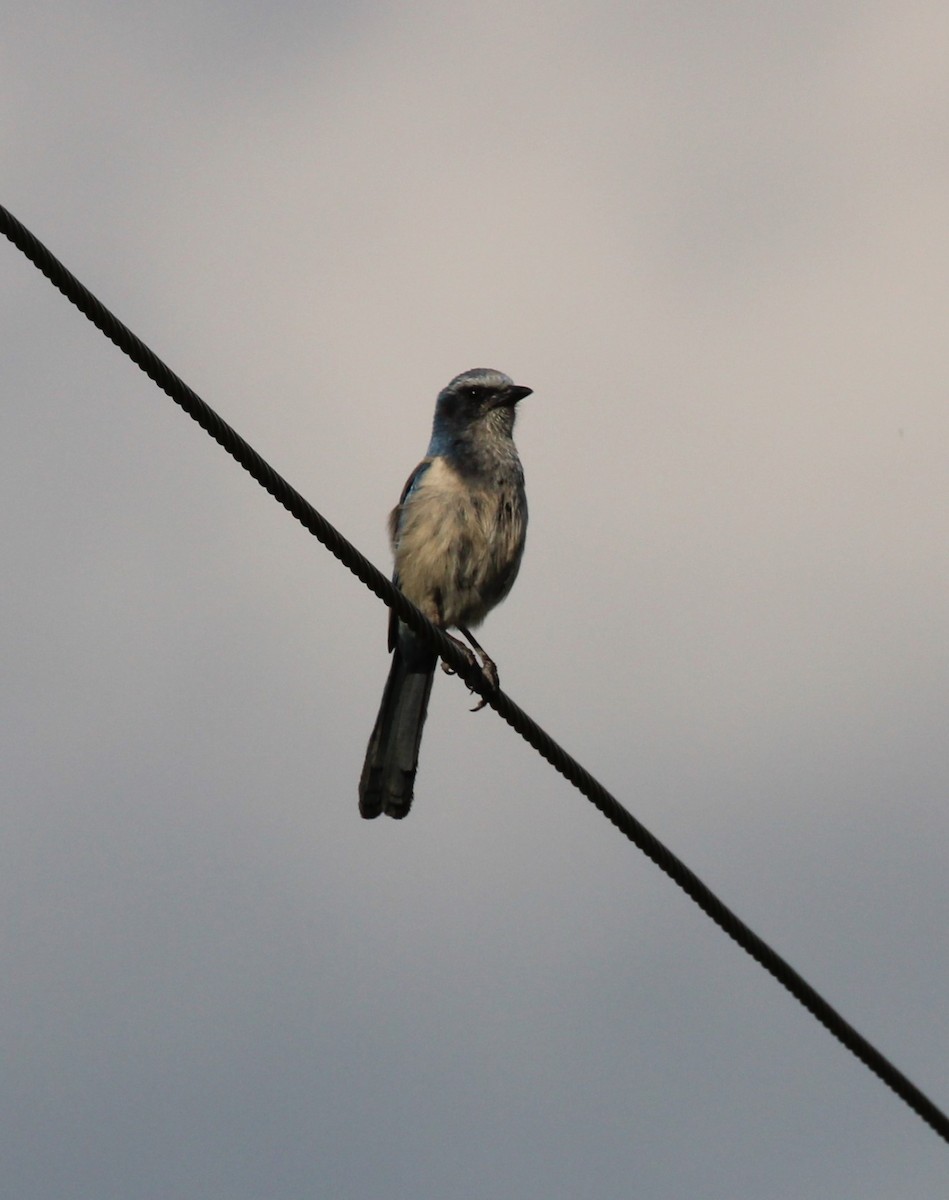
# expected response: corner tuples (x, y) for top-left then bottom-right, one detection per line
(3, 2), (948, 1196)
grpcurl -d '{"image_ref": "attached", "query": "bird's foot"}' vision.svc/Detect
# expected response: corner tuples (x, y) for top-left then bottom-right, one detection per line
(439, 636), (499, 711)
(469, 652), (499, 712)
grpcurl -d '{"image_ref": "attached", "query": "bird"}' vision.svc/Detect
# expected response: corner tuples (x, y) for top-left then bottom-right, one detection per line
(358, 368), (532, 820)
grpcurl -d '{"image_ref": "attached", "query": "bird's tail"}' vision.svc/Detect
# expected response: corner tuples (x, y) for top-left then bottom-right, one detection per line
(358, 639), (436, 819)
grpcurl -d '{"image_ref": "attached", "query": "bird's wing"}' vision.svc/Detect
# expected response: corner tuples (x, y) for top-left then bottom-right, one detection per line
(387, 457), (433, 652)
(388, 457), (433, 549)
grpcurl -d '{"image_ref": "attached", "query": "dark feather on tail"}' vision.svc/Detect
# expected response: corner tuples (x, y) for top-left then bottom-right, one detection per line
(358, 638), (436, 819)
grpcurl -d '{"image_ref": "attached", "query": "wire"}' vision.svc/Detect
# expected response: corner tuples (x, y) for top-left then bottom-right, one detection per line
(3, 201), (948, 1146)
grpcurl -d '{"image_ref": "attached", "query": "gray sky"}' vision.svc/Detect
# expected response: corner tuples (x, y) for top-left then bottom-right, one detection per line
(3, 2), (948, 1196)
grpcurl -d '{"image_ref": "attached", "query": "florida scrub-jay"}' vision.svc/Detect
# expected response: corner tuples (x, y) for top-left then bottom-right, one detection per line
(358, 368), (531, 819)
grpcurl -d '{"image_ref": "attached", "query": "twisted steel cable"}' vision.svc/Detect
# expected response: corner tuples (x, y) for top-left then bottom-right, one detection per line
(3, 202), (947, 1145)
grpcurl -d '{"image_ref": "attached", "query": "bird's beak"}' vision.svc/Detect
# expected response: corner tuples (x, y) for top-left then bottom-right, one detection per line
(502, 384), (533, 406)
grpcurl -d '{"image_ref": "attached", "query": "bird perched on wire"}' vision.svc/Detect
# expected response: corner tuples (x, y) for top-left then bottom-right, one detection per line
(358, 368), (532, 820)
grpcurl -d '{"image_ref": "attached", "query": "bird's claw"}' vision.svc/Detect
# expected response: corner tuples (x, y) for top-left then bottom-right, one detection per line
(469, 654), (498, 712)
(440, 641), (499, 710)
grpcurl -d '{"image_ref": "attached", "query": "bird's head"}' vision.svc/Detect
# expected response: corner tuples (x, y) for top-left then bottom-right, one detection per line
(431, 368), (532, 446)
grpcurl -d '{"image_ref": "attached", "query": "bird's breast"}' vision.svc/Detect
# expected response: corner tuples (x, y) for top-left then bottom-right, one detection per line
(393, 456), (526, 628)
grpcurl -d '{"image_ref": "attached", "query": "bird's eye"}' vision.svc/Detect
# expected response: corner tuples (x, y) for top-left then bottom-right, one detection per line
(467, 386), (480, 400)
